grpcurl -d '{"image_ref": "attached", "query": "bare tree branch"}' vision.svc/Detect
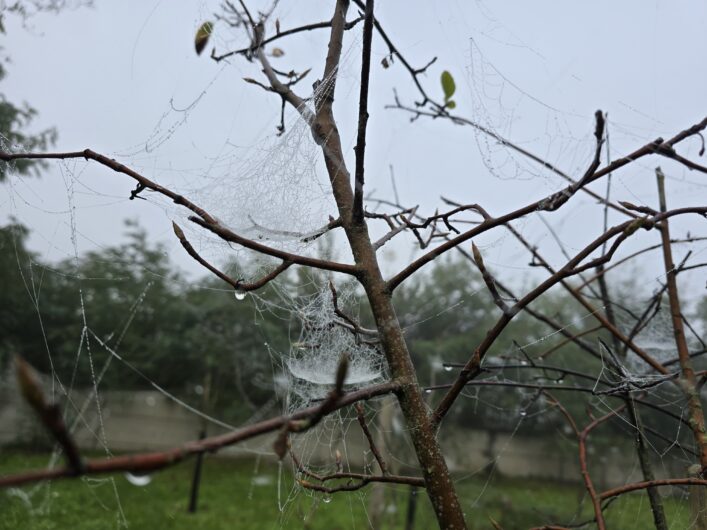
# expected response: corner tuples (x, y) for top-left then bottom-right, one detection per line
(0, 378), (398, 488)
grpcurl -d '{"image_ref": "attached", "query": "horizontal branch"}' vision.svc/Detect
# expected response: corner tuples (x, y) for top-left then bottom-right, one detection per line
(600, 478), (707, 500)
(0, 149), (217, 223)
(189, 216), (357, 276)
(298, 473), (424, 494)
(0, 380), (398, 488)
(212, 16), (364, 62)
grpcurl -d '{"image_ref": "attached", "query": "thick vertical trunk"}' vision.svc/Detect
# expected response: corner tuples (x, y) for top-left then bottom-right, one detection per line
(350, 226), (466, 530)
(324, 170), (467, 528)
(309, 3), (466, 526)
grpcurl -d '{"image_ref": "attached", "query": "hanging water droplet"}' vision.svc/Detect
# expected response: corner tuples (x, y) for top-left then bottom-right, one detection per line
(234, 289), (246, 301)
(557, 379), (564, 385)
(322, 494), (332, 504)
(125, 472), (152, 487)
(443, 365), (453, 372)
(424, 389), (432, 394)
(520, 360), (529, 366)
(519, 411), (527, 417)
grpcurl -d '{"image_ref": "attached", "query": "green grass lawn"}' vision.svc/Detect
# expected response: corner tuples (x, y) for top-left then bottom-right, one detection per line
(0, 451), (693, 529)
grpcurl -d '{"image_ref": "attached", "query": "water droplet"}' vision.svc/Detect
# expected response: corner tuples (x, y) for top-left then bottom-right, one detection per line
(194, 384), (204, 396)
(322, 494), (332, 504)
(424, 389), (432, 394)
(234, 289), (246, 301)
(443, 365), (453, 372)
(519, 411), (527, 417)
(521, 360), (529, 366)
(125, 472), (152, 487)
(557, 379), (564, 385)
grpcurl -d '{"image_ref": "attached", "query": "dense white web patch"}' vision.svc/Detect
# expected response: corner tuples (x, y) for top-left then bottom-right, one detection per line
(283, 283), (386, 411)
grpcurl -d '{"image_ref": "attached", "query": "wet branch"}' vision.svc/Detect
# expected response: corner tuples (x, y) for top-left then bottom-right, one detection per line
(172, 221), (292, 292)
(0, 368), (398, 489)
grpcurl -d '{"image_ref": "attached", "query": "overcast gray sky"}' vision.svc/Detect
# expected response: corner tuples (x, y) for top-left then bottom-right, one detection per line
(2, 0), (706, 300)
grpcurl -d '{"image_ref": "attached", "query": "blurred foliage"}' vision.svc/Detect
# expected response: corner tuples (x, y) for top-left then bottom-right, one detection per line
(0, 220), (292, 424)
(0, 7), (69, 180)
(1, 219), (704, 435)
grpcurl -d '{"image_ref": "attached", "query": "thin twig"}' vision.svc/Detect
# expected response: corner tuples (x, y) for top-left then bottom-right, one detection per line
(352, 0), (374, 224)
(355, 402), (388, 475)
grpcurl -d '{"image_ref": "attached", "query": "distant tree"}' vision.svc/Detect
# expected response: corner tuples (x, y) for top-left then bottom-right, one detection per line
(0, 221), (44, 365)
(0, 1), (92, 179)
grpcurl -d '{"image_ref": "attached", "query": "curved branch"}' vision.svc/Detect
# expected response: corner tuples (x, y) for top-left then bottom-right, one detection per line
(189, 216), (357, 276)
(172, 222), (293, 291)
(600, 478), (707, 500)
(0, 149), (359, 277)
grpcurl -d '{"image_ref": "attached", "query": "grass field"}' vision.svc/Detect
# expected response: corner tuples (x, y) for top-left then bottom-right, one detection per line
(0, 451), (694, 529)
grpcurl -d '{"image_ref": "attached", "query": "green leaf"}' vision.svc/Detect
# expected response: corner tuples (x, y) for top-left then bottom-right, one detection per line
(446, 100), (456, 110)
(194, 21), (214, 56)
(441, 70), (456, 101)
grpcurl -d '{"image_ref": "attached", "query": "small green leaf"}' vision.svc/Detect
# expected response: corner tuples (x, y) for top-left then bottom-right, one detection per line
(446, 100), (456, 110)
(194, 21), (214, 56)
(441, 70), (456, 101)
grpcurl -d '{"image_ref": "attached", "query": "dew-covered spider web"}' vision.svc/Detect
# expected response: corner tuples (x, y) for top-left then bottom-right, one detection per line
(1, 2), (707, 528)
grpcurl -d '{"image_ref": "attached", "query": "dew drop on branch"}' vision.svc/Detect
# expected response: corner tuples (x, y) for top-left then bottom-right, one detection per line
(234, 289), (246, 301)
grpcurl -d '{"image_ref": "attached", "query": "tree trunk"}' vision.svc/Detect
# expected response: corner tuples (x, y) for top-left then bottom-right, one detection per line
(308, 2), (467, 526)
(336, 210), (467, 528)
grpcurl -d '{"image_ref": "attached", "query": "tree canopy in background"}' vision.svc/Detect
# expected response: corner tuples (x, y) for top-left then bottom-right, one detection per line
(4, 219), (702, 433)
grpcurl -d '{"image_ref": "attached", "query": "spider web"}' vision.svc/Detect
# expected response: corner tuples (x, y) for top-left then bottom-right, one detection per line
(1, 2), (706, 528)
